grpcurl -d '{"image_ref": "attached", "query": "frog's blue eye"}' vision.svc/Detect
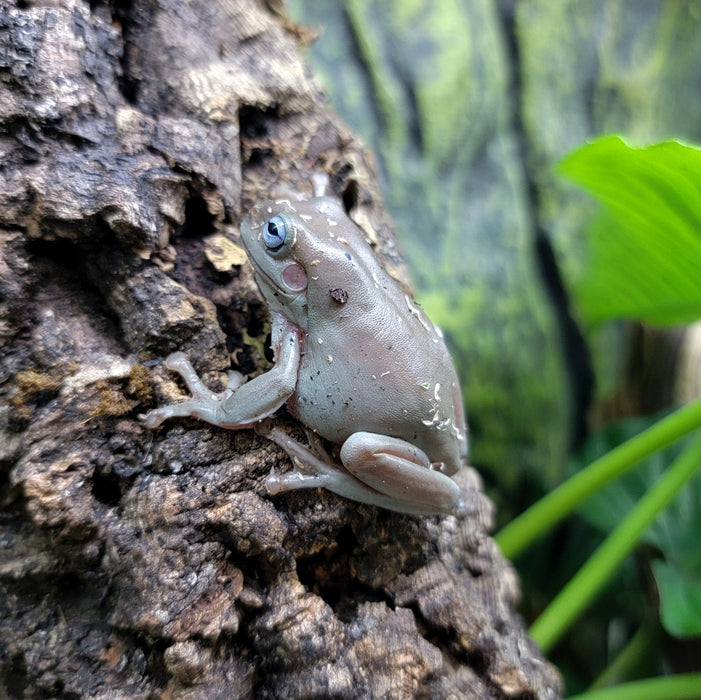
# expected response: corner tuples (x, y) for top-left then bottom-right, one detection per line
(263, 216), (286, 250)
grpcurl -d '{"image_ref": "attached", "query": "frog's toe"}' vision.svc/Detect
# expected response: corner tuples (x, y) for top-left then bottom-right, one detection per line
(266, 469), (331, 494)
(164, 351), (188, 370)
(142, 408), (167, 428)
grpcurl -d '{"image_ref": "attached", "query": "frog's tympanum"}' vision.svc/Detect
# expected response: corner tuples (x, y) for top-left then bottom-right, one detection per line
(144, 188), (467, 515)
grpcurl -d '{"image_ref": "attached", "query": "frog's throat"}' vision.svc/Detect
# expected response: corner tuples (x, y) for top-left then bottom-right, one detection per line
(253, 270), (309, 331)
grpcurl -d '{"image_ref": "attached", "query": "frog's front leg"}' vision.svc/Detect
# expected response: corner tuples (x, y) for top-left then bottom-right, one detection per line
(261, 424), (460, 515)
(143, 317), (301, 430)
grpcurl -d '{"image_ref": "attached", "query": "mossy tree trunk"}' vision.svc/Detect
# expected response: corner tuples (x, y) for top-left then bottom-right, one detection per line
(0, 1), (561, 698)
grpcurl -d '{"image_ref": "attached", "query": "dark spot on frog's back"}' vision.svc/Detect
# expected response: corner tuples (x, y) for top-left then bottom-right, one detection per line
(329, 288), (349, 304)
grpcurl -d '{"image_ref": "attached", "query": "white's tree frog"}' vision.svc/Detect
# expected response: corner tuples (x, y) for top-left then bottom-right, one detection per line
(144, 186), (467, 515)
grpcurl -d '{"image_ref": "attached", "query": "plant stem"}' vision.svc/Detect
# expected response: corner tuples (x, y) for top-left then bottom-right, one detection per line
(496, 397), (701, 559)
(565, 672), (701, 700)
(530, 432), (701, 653)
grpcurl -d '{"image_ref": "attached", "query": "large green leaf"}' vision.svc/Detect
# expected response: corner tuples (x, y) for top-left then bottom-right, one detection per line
(558, 136), (701, 326)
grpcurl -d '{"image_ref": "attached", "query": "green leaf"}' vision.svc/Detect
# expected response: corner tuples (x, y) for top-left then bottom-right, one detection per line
(558, 136), (701, 326)
(651, 560), (701, 637)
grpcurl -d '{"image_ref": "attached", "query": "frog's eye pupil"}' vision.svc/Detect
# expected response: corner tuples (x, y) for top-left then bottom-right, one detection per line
(263, 216), (286, 250)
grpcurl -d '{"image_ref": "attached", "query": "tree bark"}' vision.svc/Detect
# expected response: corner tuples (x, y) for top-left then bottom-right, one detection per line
(0, 1), (561, 698)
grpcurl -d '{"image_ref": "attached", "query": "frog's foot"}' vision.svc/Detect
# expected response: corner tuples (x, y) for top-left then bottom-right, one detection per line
(162, 352), (231, 400)
(256, 422), (338, 493)
(143, 331), (300, 431)
(142, 353), (233, 429)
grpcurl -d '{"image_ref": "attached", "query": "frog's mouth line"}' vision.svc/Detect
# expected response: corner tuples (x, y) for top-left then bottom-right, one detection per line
(249, 256), (306, 300)
(239, 237), (279, 291)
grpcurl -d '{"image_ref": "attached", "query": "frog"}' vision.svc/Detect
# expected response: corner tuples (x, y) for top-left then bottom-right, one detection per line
(143, 185), (467, 515)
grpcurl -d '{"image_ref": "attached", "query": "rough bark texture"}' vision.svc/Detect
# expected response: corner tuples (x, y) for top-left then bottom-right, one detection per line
(0, 1), (561, 698)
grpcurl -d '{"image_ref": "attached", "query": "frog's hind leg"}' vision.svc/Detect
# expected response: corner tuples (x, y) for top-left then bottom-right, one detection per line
(259, 423), (458, 515)
(339, 432), (461, 514)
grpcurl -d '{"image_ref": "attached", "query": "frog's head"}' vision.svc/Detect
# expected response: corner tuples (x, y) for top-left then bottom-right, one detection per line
(240, 196), (370, 330)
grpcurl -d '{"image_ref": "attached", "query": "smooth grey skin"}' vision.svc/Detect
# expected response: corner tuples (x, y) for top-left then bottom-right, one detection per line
(144, 191), (467, 515)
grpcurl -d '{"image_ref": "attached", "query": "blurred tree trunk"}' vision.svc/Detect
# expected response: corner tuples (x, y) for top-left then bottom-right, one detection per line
(0, 1), (561, 698)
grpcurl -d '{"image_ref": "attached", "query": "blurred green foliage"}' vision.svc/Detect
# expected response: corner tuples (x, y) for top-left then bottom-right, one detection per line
(559, 137), (701, 326)
(576, 417), (701, 639)
(541, 137), (701, 695)
(559, 137), (701, 647)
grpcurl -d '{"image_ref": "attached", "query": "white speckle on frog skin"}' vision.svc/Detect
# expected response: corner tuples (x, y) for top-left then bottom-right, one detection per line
(422, 410), (446, 428)
(405, 295), (432, 331)
(275, 199), (296, 211)
(328, 231), (335, 239)
(317, 338), (323, 344)
(310, 259), (320, 266)
(266, 206), (273, 214)
(338, 237), (349, 245)
(434, 383), (441, 401)
(301, 214), (312, 221)
(327, 219), (338, 226)
(327, 355), (333, 363)
(381, 371), (390, 377)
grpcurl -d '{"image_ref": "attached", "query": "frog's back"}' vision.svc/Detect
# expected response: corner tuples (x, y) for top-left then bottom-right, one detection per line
(289, 266), (466, 470)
